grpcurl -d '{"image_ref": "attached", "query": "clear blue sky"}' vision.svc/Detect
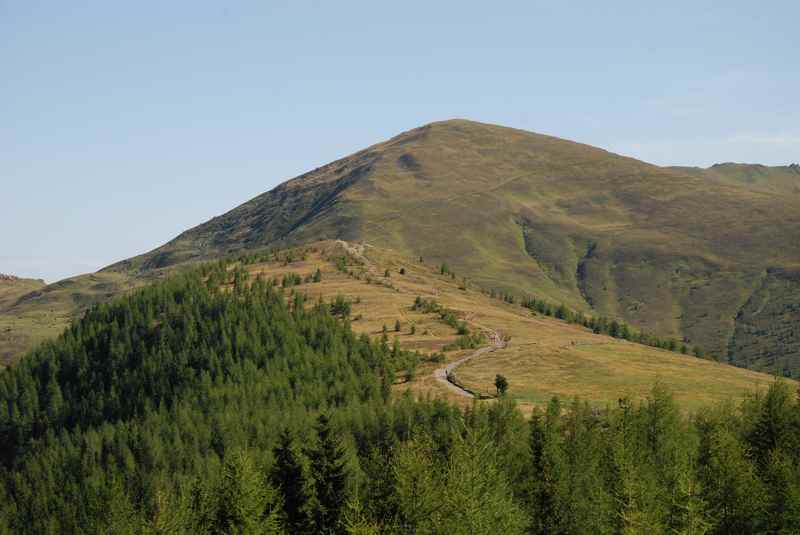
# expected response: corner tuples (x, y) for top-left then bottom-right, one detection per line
(2, 1), (798, 282)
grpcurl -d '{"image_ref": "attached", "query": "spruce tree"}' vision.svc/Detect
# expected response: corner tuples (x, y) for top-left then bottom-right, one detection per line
(699, 426), (766, 534)
(747, 381), (795, 469)
(494, 374), (509, 396)
(442, 429), (529, 535)
(526, 398), (566, 534)
(763, 450), (800, 533)
(271, 429), (312, 533)
(214, 450), (283, 535)
(308, 414), (349, 535)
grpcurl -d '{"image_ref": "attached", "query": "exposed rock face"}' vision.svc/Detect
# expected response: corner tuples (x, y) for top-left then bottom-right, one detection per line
(0, 274), (21, 282)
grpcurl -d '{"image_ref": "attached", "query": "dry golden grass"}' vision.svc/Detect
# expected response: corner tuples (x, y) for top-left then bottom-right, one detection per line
(242, 241), (788, 412)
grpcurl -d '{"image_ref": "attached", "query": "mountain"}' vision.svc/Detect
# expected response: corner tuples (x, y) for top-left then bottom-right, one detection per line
(4, 119), (800, 375)
(107, 119), (800, 375)
(672, 162), (800, 195)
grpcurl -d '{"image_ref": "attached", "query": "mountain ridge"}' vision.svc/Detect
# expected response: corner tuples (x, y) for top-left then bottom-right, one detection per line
(671, 161), (800, 194)
(5, 119), (800, 375)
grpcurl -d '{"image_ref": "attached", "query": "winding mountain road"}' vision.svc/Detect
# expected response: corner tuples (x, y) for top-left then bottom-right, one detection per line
(335, 240), (507, 399)
(433, 330), (506, 398)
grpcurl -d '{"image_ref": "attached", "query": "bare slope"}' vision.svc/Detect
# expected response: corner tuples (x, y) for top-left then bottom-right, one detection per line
(109, 120), (800, 375)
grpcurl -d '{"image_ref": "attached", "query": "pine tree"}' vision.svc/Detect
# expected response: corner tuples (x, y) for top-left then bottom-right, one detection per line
(341, 495), (380, 535)
(271, 429), (312, 533)
(393, 435), (440, 532)
(699, 426), (766, 534)
(494, 374), (509, 396)
(763, 449), (800, 533)
(361, 419), (399, 524)
(214, 449), (283, 535)
(308, 414), (349, 535)
(442, 429), (529, 535)
(144, 487), (191, 535)
(526, 398), (566, 534)
(670, 471), (712, 535)
(103, 479), (142, 535)
(747, 381), (795, 469)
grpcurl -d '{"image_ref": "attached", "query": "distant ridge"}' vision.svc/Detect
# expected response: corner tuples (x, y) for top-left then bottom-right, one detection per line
(671, 162), (800, 194)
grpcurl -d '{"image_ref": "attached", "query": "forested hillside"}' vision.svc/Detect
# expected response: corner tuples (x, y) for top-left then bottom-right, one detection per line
(1, 256), (799, 534)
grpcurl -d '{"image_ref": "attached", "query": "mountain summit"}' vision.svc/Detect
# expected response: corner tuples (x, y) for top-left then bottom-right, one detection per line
(8, 119), (800, 374)
(105, 119), (800, 373)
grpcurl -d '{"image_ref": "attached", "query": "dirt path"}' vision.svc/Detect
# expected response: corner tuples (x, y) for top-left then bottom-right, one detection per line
(335, 240), (506, 399)
(433, 330), (506, 398)
(336, 240), (375, 273)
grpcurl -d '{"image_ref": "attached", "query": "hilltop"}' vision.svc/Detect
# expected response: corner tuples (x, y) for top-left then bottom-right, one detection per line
(4, 120), (800, 376)
(109, 119), (800, 375)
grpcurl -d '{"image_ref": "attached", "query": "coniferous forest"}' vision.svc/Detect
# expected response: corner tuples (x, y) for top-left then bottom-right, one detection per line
(1, 261), (800, 534)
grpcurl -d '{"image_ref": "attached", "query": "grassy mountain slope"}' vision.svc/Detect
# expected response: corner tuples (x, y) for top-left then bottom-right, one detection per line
(673, 162), (800, 194)
(0, 270), (168, 365)
(0, 275), (46, 364)
(240, 241), (783, 412)
(0, 239), (787, 412)
(0, 275), (44, 309)
(104, 119), (800, 375)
